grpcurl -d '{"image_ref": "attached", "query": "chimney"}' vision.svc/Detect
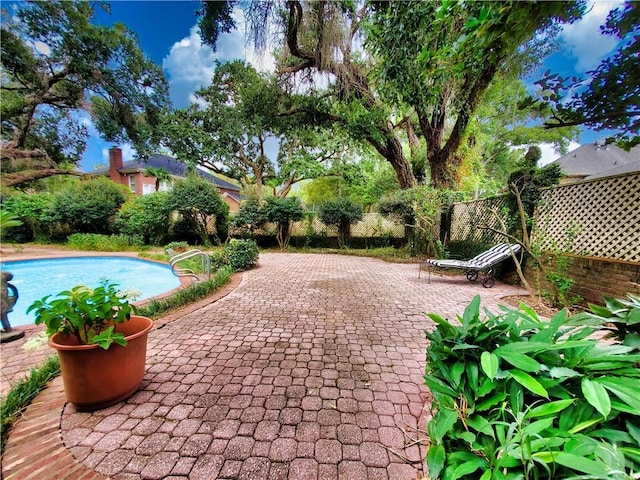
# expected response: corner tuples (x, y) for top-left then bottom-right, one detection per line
(109, 147), (123, 183)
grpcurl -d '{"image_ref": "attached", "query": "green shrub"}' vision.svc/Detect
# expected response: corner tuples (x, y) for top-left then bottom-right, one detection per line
(52, 177), (128, 234)
(209, 249), (229, 270)
(66, 233), (143, 251)
(168, 175), (229, 245)
(225, 239), (259, 270)
(317, 198), (364, 248)
(165, 241), (189, 254)
(1, 192), (56, 242)
(262, 196), (305, 249)
(230, 197), (265, 236)
(115, 192), (172, 245)
(424, 296), (640, 480)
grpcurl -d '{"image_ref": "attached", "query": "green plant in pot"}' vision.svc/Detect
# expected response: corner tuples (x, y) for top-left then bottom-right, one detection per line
(28, 280), (153, 411)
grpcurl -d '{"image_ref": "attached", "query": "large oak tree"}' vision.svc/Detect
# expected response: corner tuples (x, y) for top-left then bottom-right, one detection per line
(163, 60), (355, 199)
(1, 1), (170, 187)
(198, 0), (585, 190)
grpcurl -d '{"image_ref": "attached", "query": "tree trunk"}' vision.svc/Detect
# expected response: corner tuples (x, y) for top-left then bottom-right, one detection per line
(367, 132), (416, 189)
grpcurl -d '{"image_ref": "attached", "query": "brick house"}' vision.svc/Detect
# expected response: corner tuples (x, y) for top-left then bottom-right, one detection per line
(90, 147), (242, 212)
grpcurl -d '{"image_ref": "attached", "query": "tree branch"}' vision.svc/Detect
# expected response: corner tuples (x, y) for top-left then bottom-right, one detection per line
(543, 110), (640, 129)
(1, 169), (83, 187)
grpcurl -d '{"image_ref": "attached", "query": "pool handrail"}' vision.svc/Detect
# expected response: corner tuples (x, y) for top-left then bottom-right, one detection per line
(169, 249), (211, 282)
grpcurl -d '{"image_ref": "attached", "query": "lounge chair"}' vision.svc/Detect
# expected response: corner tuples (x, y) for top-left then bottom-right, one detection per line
(419, 243), (522, 288)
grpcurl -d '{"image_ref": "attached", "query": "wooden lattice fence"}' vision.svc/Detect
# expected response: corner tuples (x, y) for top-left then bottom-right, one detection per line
(252, 213), (405, 238)
(449, 172), (640, 262)
(534, 173), (640, 262)
(450, 195), (509, 244)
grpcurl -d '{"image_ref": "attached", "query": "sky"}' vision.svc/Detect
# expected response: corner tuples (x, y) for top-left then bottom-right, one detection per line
(68, 0), (626, 170)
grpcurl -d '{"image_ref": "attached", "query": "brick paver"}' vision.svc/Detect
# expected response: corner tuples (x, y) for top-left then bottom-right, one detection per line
(2, 253), (526, 479)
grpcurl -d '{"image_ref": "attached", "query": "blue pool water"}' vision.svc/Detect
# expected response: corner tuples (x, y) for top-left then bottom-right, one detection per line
(1, 257), (181, 327)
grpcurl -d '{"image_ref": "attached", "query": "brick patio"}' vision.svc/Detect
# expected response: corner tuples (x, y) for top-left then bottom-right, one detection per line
(1, 252), (527, 479)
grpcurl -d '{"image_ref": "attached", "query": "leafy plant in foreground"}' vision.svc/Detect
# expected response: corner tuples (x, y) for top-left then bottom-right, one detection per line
(27, 281), (135, 349)
(568, 293), (640, 349)
(424, 295), (640, 480)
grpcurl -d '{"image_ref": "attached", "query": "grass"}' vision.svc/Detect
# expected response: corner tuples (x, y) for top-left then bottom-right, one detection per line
(136, 265), (234, 319)
(0, 356), (60, 454)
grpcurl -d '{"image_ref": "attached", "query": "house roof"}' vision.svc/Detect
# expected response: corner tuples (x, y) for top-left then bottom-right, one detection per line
(548, 143), (640, 178)
(585, 160), (640, 180)
(90, 153), (241, 192)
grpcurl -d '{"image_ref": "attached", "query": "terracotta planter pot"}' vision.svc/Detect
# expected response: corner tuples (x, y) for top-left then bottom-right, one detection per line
(49, 315), (154, 411)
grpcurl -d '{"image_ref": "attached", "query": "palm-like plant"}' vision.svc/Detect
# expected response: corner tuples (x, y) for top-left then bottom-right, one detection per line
(144, 167), (172, 192)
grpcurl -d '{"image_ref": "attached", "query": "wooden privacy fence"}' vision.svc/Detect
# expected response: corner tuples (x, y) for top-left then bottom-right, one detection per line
(449, 172), (640, 262)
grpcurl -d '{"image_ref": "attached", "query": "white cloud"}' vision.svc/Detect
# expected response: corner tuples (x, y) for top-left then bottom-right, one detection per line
(33, 41), (50, 55)
(538, 141), (581, 166)
(162, 9), (276, 109)
(162, 25), (217, 108)
(560, 0), (623, 72)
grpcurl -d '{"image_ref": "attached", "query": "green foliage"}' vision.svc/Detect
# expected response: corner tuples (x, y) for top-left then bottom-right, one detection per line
(534, 225), (582, 309)
(0, 210), (23, 243)
(66, 233), (143, 251)
(197, 1), (236, 50)
(1, 192), (56, 241)
(380, 186), (444, 256)
(262, 197), (305, 250)
(27, 280), (135, 348)
(208, 249), (229, 270)
(136, 266), (233, 318)
(143, 167), (172, 192)
(0, 356), (60, 453)
(318, 198), (364, 248)
(0, 1), (169, 185)
(424, 295), (640, 479)
(168, 175), (229, 245)
(224, 239), (260, 271)
(0, 210), (22, 230)
(115, 192), (172, 245)
(164, 241), (189, 254)
(570, 293), (640, 349)
(231, 197), (266, 235)
(544, 252), (583, 309)
(163, 61), (282, 192)
(52, 178), (128, 234)
(367, 0), (584, 188)
(506, 156), (562, 235)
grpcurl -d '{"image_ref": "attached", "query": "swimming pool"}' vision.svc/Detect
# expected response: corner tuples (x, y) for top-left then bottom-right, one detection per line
(1, 257), (182, 327)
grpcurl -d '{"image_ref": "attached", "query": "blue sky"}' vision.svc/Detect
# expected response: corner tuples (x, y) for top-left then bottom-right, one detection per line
(78, 0), (626, 171)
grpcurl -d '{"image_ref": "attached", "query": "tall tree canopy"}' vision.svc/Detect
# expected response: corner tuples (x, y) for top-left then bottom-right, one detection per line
(1, 1), (170, 187)
(198, 0), (585, 190)
(163, 60), (355, 199)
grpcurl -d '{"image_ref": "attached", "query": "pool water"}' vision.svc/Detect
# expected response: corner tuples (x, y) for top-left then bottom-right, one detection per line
(1, 257), (181, 327)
